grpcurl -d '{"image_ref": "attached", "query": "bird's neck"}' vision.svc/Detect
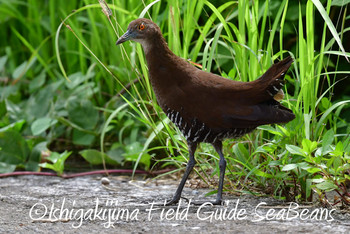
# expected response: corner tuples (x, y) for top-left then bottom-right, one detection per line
(141, 35), (192, 108)
(143, 35), (178, 65)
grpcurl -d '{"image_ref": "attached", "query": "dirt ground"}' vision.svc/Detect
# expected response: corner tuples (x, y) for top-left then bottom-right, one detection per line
(0, 175), (349, 233)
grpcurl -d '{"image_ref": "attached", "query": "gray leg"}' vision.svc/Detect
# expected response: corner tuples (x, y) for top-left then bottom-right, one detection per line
(165, 141), (197, 206)
(191, 140), (226, 206)
(213, 141), (226, 205)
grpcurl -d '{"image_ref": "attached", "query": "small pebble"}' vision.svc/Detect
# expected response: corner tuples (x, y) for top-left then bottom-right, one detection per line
(191, 190), (199, 195)
(101, 177), (110, 185)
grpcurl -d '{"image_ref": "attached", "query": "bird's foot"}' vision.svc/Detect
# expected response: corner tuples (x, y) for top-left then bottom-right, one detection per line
(164, 196), (189, 206)
(155, 198), (223, 206)
(192, 199), (223, 206)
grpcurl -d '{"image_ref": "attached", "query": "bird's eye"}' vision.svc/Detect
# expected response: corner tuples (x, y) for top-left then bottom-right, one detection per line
(139, 23), (145, 31)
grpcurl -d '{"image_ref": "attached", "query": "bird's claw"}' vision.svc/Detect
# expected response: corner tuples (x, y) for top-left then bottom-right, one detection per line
(164, 196), (189, 206)
(165, 197), (223, 206)
(192, 199), (223, 206)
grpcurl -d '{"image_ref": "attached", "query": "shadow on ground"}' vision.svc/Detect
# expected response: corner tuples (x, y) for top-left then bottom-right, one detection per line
(0, 175), (349, 233)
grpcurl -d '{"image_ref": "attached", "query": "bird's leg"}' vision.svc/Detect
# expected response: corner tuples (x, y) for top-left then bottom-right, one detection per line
(213, 141), (226, 205)
(165, 141), (197, 206)
(192, 140), (226, 206)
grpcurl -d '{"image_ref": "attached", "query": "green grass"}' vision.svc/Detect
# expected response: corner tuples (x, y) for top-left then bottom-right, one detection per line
(0, 0), (349, 205)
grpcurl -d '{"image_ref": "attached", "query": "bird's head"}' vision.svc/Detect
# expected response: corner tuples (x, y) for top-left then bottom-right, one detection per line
(116, 18), (160, 46)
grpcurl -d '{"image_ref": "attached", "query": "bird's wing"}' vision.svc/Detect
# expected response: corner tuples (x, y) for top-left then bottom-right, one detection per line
(182, 87), (294, 129)
(174, 58), (294, 129)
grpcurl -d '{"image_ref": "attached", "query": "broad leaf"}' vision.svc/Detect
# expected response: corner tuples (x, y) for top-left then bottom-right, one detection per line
(0, 130), (29, 165)
(282, 164), (298, 171)
(286, 144), (305, 156)
(79, 149), (119, 165)
(31, 117), (57, 135)
(67, 98), (98, 130)
(315, 180), (338, 191)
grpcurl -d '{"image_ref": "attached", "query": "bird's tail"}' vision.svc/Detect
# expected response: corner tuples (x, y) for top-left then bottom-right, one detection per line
(256, 56), (294, 101)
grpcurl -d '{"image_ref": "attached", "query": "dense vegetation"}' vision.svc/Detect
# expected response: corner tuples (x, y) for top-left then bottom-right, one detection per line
(0, 0), (349, 205)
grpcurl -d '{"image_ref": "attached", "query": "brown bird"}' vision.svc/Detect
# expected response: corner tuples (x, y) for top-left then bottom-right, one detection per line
(116, 18), (295, 205)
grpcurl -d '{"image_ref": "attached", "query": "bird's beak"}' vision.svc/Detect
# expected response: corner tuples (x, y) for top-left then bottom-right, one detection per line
(116, 30), (133, 45)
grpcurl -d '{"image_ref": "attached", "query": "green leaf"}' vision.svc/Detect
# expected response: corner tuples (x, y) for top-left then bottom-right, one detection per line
(268, 160), (282, 166)
(12, 59), (36, 79)
(315, 180), (338, 191)
(106, 147), (124, 164)
(80, 149), (104, 165)
(139, 0), (160, 18)
(331, 0), (350, 6)
(0, 55), (8, 72)
(124, 152), (151, 170)
(331, 141), (344, 157)
(79, 149), (119, 165)
(40, 151), (72, 175)
(321, 97), (331, 110)
(39, 162), (56, 171)
(123, 142), (151, 170)
(67, 98), (98, 130)
(286, 144), (305, 156)
(0, 120), (26, 133)
(297, 162), (311, 170)
(65, 72), (87, 89)
(335, 141), (344, 152)
(306, 167), (321, 174)
(26, 142), (48, 171)
(258, 125), (283, 136)
(228, 68), (236, 79)
(262, 144), (277, 153)
(282, 164), (298, 171)
(0, 162), (16, 173)
(232, 143), (251, 166)
(31, 117), (57, 135)
(302, 139), (318, 154)
(322, 129), (334, 155)
(306, 179), (312, 199)
(311, 178), (324, 183)
(312, 0), (349, 62)
(29, 71), (46, 93)
(333, 156), (342, 171)
(0, 99), (6, 119)
(26, 81), (62, 119)
(276, 125), (290, 137)
(0, 130), (29, 165)
(72, 129), (95, 146)
(253, 169), (273, 178)
(303, 113), (312, 140)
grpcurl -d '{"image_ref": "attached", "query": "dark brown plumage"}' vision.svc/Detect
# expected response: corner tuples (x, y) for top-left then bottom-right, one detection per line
(117, 18), (295, 205)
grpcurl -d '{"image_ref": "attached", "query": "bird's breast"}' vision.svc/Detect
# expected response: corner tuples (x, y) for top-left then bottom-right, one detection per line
(164, 105), (255, 143)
